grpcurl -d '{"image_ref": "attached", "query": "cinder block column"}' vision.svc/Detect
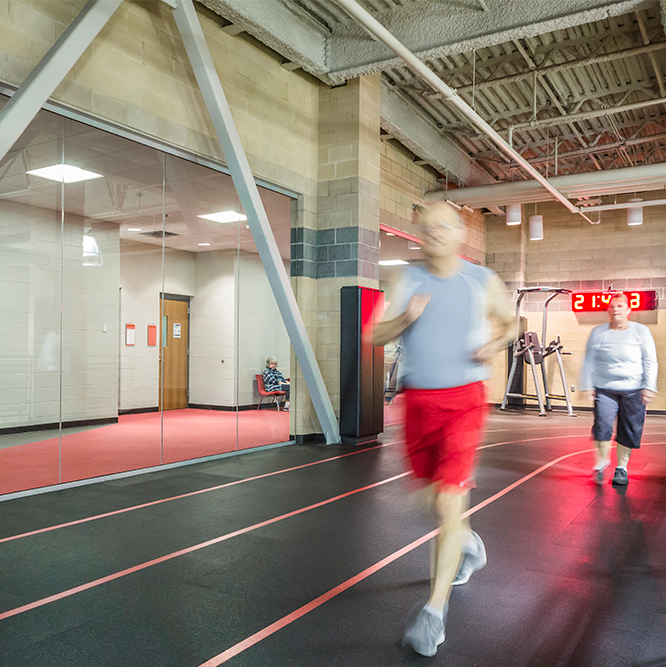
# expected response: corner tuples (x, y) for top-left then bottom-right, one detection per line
(289, 74), (382, 438)
(317, 74), (381, 418)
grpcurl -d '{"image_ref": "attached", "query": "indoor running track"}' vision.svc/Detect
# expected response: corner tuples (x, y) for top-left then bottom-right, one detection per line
(0, 411), (665, 667)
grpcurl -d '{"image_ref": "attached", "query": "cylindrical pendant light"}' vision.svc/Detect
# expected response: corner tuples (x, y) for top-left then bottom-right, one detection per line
(627, 198), (643, 226)
(506, 204), (521, 226)
(529, 214), (544, 241)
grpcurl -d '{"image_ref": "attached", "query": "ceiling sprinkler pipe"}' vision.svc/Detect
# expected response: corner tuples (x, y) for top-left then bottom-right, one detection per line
(333, 0), (581, 218)
(580, 197), (666, 212)
(510, 97), (666, 132)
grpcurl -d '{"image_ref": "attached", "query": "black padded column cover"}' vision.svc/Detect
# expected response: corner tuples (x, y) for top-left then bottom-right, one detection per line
(340, 286), (384, 444)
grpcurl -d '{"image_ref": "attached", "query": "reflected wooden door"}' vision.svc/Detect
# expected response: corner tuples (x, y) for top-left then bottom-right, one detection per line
(159, 297), (189, 410)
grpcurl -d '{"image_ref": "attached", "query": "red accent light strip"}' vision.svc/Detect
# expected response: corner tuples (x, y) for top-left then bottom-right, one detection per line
(379, 223), (422, 244)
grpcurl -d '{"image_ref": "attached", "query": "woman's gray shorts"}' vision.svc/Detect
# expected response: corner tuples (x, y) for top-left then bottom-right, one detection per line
(592, 388), (646, 449)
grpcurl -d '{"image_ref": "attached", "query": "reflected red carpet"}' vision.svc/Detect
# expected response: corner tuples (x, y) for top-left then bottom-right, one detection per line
(0, 409), (289, 495)
(384, 393), (405, 426)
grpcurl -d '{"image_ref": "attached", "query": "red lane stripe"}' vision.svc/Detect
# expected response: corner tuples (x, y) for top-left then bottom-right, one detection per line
(0, 432), (588, 546)
(198, 444), (612, 666)
(0, 440), (403, 545)
(0, 472), (409, 622)
(0, 431), (615, 545)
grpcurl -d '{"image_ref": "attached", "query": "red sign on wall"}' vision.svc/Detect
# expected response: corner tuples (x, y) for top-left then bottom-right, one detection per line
(147, 324), (157, 346)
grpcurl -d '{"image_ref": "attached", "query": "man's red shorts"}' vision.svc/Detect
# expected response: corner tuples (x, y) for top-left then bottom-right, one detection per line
(404, 382), (488, 494)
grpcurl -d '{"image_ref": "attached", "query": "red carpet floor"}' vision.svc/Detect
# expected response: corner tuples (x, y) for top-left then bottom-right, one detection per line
(0, 409), (290, 496)
(383, 393), (404, 426)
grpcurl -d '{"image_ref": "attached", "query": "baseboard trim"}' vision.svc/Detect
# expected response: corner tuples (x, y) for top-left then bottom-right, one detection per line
(292, 433), (326, 445)
(0, 417), (118, 436)
(188, 403), (261, 412)
(118, 407), (159, 415)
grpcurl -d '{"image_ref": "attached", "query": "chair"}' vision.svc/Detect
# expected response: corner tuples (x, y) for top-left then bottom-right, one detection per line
(256, 374), (287, 410)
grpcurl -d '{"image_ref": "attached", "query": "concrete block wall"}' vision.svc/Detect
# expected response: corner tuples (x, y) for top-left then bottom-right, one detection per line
(0, 0), (320, 196)
(380, 139), (437, 231)
(380, 142), (486, 263)
(485, 200), (666, 411)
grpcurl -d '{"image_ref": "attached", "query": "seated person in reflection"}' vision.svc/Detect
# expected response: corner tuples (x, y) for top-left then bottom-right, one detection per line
(263, 357), (290, 410)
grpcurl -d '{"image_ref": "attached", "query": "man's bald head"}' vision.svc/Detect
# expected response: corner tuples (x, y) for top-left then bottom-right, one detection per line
(413, 201), (464, 231)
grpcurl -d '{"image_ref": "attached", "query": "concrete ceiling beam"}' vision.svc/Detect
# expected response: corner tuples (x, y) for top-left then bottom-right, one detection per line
(381, 81), (496, 187)
(327, 0), (655, 82)
(198, 0), (328, 79)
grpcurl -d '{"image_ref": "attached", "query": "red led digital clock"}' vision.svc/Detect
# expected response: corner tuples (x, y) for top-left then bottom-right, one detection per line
(571, 290), (658, 312)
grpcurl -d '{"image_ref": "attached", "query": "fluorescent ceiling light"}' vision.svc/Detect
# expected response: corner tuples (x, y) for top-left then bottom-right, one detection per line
(127, 227), (142, 232)
(385, 232), (395, 236)
(408, 241), (421, 250)
(379, 259), (408, 266)
(198, 211), (247, 224)
(27, 164), (103, 183)
(198, 243), (211, 246)
(627, 198), (643, 225)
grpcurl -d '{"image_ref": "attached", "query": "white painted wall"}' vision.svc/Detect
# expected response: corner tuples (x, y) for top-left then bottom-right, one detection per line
(189, 250), (237, 407)
(0, 219), (291, 425)
(237, 253), (290, 406)
(189, 250), (290, 408)
(119, 242), (195, 411)
(0, 201), (119, 428)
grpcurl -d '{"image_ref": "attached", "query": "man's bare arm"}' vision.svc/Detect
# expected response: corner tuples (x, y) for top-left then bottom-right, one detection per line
(372, 293), (431, 347)
(472, 273), (515, 363)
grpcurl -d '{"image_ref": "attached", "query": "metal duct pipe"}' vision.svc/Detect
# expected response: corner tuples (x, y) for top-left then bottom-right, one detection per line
(580, 197), (666, 212)
(510, 97), (666, 132)
(432, 161), (666, 209)
(457, 42), (666, 94)
(333, 0), (588, 220)
(517, 132), (666, 167)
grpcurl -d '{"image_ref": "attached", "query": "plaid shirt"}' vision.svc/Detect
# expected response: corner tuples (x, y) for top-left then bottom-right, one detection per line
(262, 367), (286, 392)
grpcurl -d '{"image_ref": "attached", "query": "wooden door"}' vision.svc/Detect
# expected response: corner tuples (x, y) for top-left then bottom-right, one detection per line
(159, 297), (189, 410)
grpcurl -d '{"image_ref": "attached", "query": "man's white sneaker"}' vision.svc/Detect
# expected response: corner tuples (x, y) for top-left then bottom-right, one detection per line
(403, 606), (446, 657)
(451, 531), (487, 586)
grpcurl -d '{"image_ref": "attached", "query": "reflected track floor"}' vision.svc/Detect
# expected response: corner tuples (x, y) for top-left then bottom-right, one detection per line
(0, 411), (664, 666)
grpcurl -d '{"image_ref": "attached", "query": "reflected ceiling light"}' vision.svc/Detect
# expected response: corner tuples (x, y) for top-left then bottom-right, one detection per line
(627, 198), (643, 225)
(385, 232), (395, 236)
(198, 211), (247, 224)
(378, 259), (408, 266)
(198, 242), (211, 246)
(506, 204), (521, 226)
(83, 233), (103, 266)
(529, 215), (544, 241)
(127, 227), (142, 232)
(408, 240), (421, 250)
(27, 164), (103, 183)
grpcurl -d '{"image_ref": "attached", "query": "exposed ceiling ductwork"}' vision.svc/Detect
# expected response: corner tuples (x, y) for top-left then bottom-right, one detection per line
(426, 161), (666, 209)
(201, 0), (666, 206)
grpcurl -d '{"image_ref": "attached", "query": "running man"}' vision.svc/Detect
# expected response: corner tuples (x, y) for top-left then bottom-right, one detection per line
(372, 201), (514, 657)
(581, 291), (658, 486)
